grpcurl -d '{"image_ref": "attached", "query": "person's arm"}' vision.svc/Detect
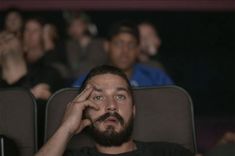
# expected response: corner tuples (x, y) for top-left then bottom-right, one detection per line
(35, 126), (72, 156)
(0, 32), (28, 85)
(35, 84), (99, 156)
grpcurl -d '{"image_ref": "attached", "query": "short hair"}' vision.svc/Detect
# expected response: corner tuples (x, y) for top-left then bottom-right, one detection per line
(107, 20), (140, 44)
(4, 7), (22, 17)
(79, 65), (134, 100)
(25, 17), (45, 27)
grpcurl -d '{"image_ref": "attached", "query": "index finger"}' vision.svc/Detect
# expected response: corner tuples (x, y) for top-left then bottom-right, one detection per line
(73, 85), (93, 102)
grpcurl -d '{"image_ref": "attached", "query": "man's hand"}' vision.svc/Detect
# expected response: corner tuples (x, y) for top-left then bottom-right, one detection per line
(35, 85), (99, 156)
(0, 31), (21, 56)
(60, 85), (100, 137)
(31, 83), (52, 100)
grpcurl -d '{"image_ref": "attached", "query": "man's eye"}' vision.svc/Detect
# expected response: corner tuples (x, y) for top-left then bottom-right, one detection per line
(93, 96), (103, 101)
(115, 95), (126, 100)
(112, 41), (123, 47)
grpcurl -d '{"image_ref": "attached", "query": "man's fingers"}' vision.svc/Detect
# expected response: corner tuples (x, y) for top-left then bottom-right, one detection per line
(84, 100), (100, 110)
(70, 100), (99, 111)
(75, 119), (91, 134)
(83, 119), (91, 127)
(73, 85), (93, 102)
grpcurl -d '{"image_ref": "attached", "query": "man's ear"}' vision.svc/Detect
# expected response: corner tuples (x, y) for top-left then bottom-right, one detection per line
(103, 40), (109, 54)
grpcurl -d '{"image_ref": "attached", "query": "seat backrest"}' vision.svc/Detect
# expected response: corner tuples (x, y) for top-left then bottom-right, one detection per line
(0, 88), (37, 156)
(45, 86), (197, 153)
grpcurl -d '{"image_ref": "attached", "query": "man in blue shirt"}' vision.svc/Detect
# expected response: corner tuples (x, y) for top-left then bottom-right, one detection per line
(73, 20), (173, 87)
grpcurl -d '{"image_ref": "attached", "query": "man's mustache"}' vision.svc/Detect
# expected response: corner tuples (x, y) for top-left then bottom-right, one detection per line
(94, 112), (124, 126)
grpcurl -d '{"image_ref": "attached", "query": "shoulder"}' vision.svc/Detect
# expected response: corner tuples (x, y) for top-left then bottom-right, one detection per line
(133, 63), (173, 85)
(135, 63), (165, 73)
(137, 141), (193, 156)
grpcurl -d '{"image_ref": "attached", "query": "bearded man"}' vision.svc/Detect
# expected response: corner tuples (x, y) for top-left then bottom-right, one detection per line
(36, 65), (192, 156)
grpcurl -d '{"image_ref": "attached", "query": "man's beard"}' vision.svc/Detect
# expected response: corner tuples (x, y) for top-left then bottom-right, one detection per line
(85, 112), (134, 147)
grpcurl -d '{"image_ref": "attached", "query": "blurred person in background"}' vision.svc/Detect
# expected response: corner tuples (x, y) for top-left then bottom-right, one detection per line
(0, 27), (64, 147)
(0, 32), (27, 87)
(0, 29), (62, 100)
(65, 12), (107, 79)
(23, 17), (66, 147)
(138, 21), (165, 70)
(2, 8), (24, 38)
(43, 23), (70, 79)
(73, 20), (173, 87)
(43, 23), (59, 55)
(23, 17), (64, 96)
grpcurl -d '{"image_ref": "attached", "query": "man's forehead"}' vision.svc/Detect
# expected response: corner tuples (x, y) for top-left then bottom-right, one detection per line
(91, 85), (129, 94)
(112, 32), (138, 42)
(87, 74), (129, 91)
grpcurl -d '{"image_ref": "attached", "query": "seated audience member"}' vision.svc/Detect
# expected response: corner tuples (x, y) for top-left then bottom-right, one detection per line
(138, 21), (165, 70)
(65, 12), (107, 78)
(23, 18), (66, 147)
(2, 8), (23, 38)
(35, 65), (193, 156)
(73, 20), (173, 87)
(0, 30), (64, 99)
(42, 23), (62, 63)
(43, 23), (70, 79)
(0, 32), (28, 87)
(23, 17), (65, 98)
(0, 30), (64, 101)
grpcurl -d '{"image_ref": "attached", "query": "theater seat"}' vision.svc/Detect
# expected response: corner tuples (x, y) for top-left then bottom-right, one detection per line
(0, 88), (37, 156)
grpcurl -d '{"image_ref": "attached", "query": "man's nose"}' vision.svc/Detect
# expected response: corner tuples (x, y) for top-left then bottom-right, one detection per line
(106, 97), (118, 112)
(121, 43), (130, 53)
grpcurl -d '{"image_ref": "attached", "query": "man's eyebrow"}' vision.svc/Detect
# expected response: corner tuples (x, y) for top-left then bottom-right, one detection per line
(116, 87), (129, 93)
(93, 86), (103, 92)
(92, 86), (129, 93)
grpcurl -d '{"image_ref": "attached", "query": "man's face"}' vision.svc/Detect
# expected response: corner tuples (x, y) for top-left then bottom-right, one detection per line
(5, 12), (23, 33)
(138, 24), (161, 55)
(107, 33), (139, 72)
(24, 20), (43, 48)
(68, 18), (87, 39)
(23, 20), (44, 63)
(85, 73), (135, 146)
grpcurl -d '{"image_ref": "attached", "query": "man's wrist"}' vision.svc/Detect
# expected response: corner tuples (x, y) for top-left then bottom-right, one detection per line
(57, 124), (75, 140)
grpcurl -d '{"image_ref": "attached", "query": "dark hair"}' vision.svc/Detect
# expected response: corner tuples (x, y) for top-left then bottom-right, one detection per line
(25, 16), (45, 27)
(107, 20), (139, 44)
(4, 7), (22, 17)
(67, 12), (92, 36)
(79, 65), (133, 99)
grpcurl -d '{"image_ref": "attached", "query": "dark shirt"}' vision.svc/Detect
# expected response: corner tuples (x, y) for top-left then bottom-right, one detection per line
(66, 38), (107, 78)
(64, 141), (193, 156)
(0, 57), (64, 92)
(27, 55), (65, 92)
